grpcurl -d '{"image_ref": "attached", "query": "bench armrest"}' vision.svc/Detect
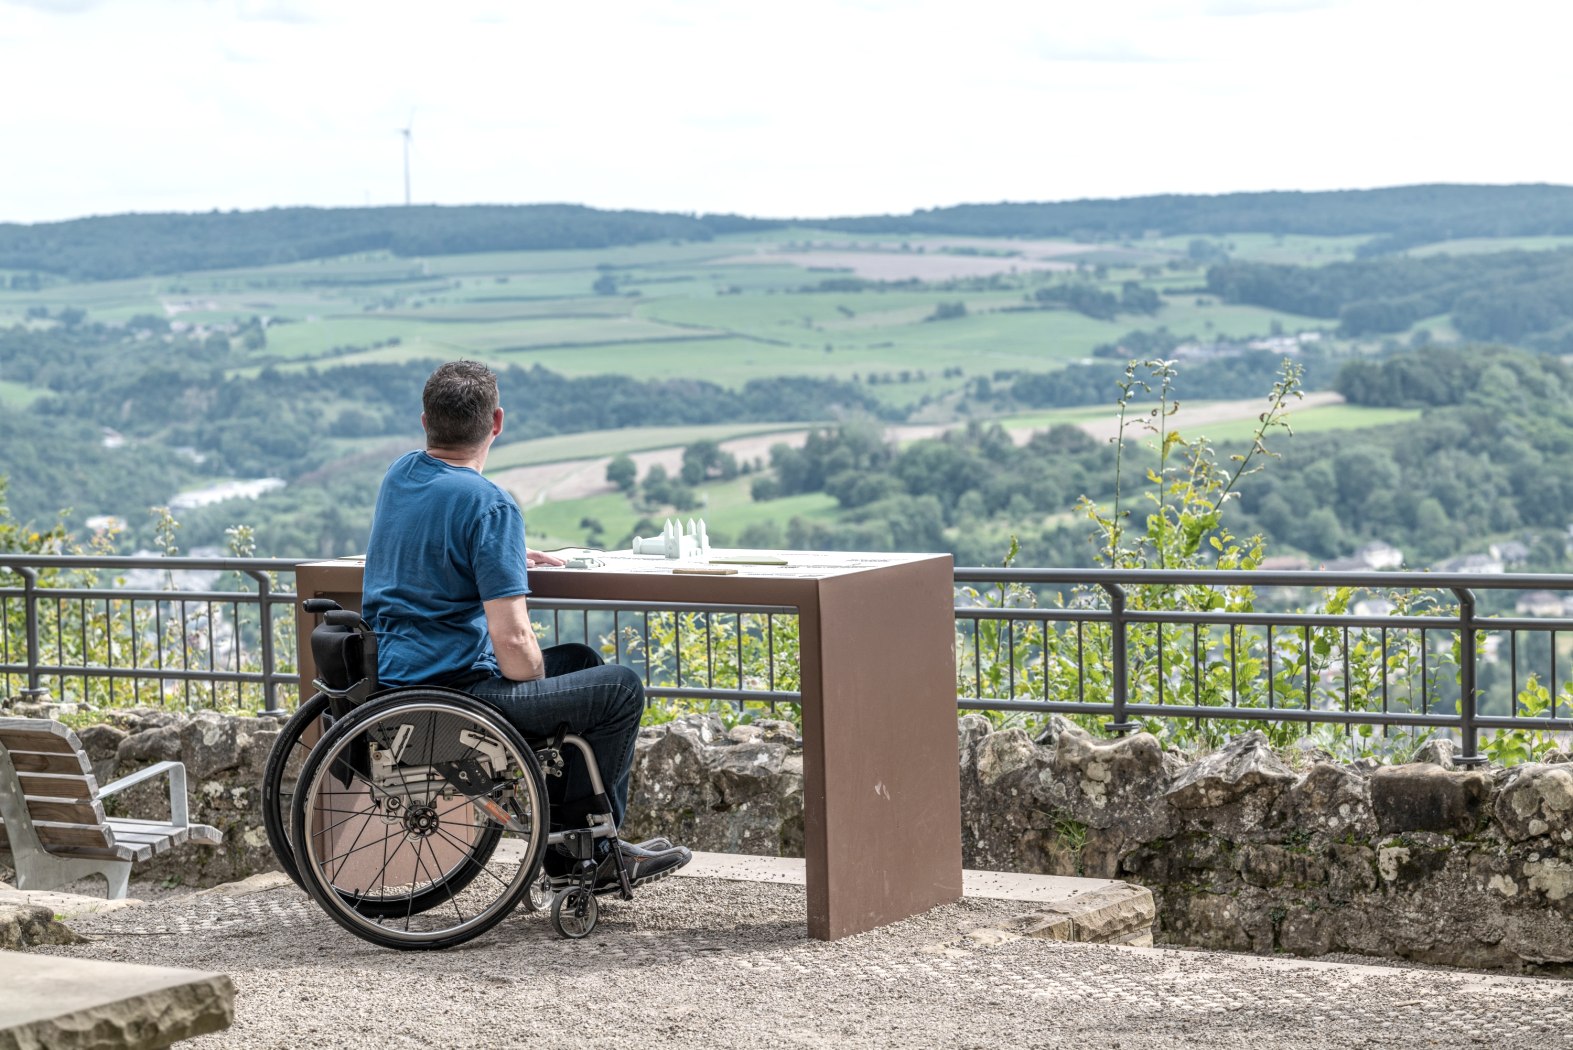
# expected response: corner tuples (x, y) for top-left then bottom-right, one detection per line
(99, 761), (189, 828)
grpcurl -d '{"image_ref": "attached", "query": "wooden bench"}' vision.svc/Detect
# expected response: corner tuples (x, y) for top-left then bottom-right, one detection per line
(0, 717), (222, 899)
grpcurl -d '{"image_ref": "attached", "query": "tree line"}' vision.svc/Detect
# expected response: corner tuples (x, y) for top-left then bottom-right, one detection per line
(1206, 249), (1573, 348)
(820, 185), (1573, 250)
(740, 347), (1573, 570)
(0, 205), (771, 281)
(994, 345), (1337, 411)
(9, 185), (1573, 281)
(0, 320), (887, 551)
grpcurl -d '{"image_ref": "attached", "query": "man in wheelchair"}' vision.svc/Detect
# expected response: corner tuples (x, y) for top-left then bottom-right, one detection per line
(362, 359), (692, 894)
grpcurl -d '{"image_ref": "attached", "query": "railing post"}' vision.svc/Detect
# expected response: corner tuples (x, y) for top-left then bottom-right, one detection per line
(1101, 582), (1135, 735)
(17, 567), (52, 702)
(1453, 587), (1485, 767)
(248, 569), (286, 719)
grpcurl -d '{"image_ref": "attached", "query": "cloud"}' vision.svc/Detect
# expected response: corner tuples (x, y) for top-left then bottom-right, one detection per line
(233, 0), (315, 24)
(1202, 0), (1343, 15)
(2, 0), (108, 12)
(1031, 35), (1178, 63)
(682, 110), (772, 132)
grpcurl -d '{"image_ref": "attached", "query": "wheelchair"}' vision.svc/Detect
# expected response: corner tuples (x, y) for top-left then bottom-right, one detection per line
(261, 598), (634, 950)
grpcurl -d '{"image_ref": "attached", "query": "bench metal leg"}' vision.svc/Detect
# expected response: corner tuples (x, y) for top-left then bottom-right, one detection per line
(11, 850), (132, 900)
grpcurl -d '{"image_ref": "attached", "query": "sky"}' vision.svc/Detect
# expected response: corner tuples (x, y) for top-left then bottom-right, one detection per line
(0, 0), (1565, 225)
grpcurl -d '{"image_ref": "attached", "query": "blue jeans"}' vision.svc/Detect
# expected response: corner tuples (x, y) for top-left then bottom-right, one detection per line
(468, 644), (643, 830)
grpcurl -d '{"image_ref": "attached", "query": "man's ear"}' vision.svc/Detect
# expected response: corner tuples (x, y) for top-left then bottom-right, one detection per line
(420, 411), (428, 433)
(492, 407), (504, 438)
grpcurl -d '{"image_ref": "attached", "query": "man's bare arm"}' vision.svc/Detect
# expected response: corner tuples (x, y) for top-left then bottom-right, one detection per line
(484, 594), (545, 681)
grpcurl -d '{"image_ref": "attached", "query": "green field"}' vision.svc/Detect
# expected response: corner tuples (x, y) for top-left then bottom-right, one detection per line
(520, 481), (840, 551)
(1406, 236), (1573, 257)
(0, 378), (47, 407)
(1159, 404), (1423, 446)
(0, 227), (1349, 394)
(0, 225), (1455, 513)
(1146, 232), (1373, 266)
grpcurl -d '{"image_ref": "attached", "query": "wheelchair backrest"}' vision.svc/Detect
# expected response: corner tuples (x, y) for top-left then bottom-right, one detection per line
(304, 600), (379, 716)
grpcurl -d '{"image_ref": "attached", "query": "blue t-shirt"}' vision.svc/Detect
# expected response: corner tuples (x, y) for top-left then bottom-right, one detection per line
(362, 450), (530, 687)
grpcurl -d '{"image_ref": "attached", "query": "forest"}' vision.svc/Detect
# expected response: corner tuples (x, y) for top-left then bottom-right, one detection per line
(0, 205), (768, 281)
(737, 347), (1573, 571)
(0, 319), (882, 551)
(6, 190), (1573, 571)
(8, 184), (1573, 281)
(1207, 249), (1573, 347)
(824, 184), (1573, 252)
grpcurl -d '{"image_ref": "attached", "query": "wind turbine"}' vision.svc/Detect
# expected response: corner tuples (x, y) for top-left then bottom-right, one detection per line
(397, 110), (415, 206)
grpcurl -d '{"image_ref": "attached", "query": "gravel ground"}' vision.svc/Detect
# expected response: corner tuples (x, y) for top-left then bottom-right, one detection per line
(27, 876), (1573, 1050)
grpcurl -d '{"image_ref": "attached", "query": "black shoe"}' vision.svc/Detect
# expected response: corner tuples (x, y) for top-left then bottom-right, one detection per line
(548, 840), (692, 893)
(617, 840), (691, 888)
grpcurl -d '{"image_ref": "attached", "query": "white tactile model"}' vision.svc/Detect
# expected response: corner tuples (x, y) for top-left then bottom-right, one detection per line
(631, 518), (711, 560)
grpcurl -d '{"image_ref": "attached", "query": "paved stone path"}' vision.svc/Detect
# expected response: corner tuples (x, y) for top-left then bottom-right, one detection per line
(27, 876), (1573, 1049)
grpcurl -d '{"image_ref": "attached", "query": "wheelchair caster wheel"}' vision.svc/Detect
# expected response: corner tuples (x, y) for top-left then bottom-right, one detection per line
(523, 871), (553, 914)
(551, 887), (598, 939)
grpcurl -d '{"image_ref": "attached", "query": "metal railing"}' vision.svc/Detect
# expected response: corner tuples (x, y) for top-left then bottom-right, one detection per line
(0, 555), (300, 715)
(529, 598), (801, 710)
(955, 567), (1573, 766)
(8, 556), (1573, 764)
(0, 555), (802, 718)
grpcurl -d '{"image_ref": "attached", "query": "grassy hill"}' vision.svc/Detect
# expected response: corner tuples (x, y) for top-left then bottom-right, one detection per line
(2, 187), (1570, 564)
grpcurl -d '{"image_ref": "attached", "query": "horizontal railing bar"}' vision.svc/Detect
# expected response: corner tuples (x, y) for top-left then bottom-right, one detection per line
(647, 687), (802, 704)
(0, 556), (301, 572)
(531, 598), (795, 616)
(0, 587), (297, 605)
(954, 608), (1110, 623)
(1, 664), (292, 685)
(954, 567), (1573, 591)
(956, 608), (1465, 630)
(959, 697), (1573, 732)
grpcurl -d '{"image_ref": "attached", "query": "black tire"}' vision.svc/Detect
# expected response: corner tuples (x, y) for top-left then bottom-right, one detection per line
(260, 692), (331, 892)
(290, 688), (547, 950)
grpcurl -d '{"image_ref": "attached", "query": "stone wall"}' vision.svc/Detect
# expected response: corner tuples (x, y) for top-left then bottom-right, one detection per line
(11, 703), (1573, 972)
(956, 715), (1573, 973)
(63, 707), (283, 886)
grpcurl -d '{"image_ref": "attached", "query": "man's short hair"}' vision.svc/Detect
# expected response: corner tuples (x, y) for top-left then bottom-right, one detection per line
(423, 360), (499, 448)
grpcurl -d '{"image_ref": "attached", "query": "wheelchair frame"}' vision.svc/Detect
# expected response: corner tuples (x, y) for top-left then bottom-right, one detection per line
(261, 598), (633, 949)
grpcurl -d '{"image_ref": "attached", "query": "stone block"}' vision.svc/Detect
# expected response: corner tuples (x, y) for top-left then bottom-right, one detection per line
(1370, 763), (1491, 835)
(1164, 731), (1295, 836)
(1278, 761), (1375, 837)
(1047, 723), (1173, 840)
(1494, 763), (1573, 843)
(0, 903), (83, 949)
(0, 955), (233, 1049)
(974, 728), (1037, 787)
(1014, 883), (1154, 945)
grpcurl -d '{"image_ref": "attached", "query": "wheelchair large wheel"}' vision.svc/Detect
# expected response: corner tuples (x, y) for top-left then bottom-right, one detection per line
(290, 689), (547, 950)
(261, 692), (331, 892)
(264, 692), (505, 918)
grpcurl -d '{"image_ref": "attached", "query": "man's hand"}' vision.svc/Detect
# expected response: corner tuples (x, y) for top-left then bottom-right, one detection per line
(526, 548), (566, 568)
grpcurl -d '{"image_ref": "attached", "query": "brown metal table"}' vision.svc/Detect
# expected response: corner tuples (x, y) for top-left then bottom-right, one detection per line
(294, 549), (961, 940)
